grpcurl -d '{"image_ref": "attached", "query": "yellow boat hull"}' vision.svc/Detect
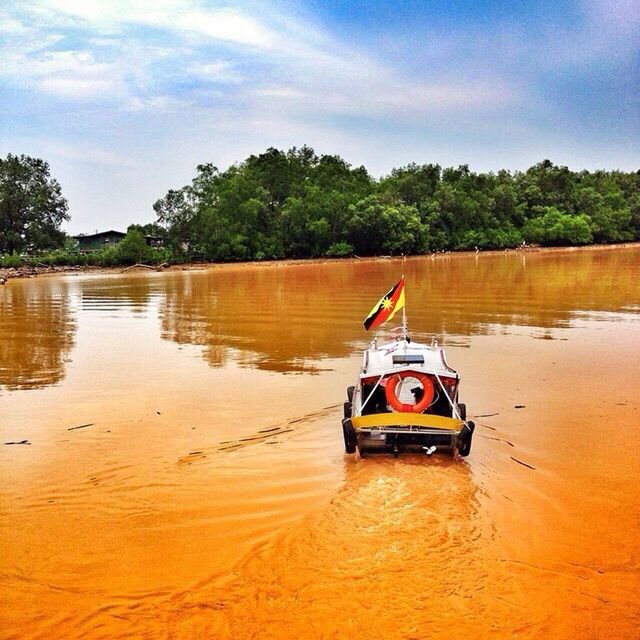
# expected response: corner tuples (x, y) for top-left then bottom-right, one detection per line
(351, 412), (464, 431)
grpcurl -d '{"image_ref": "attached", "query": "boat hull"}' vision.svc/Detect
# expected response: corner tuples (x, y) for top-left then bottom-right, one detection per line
(356, 426), (458, 454)
(343, 412), (474, 456)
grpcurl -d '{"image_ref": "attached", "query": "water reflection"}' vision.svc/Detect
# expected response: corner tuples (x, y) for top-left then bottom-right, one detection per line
(159, 265), (363, 371)
(0, 247), (637, 388)
(158, 247), (640, 372)
(80, 279), (154, 314)
(0, 280), (76, 391)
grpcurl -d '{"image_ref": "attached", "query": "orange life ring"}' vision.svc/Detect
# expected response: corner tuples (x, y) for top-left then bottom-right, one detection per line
(385, 371), (435, 413)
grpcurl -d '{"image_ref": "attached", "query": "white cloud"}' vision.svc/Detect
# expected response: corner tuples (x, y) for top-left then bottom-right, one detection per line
(0, 17), (27, 33)
(40, 76), (122, 98)
(253, 86), (306, 100)
(3, 48), (126, 100)
(36, 0), (275, 48)
(127, 95), (190, 112)
(33, 0), (189, 29)
(187, 60), (244, 83)
(11, 137), (138, 167)
(1, 0), (524, 116)
(28, 50), (112, 76)
(176, 9), (274, 47)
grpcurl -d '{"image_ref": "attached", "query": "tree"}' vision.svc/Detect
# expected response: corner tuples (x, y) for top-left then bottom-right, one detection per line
(347, 196), (426, 255)
(522, 207), (593, 245)
(128, 222), (167, 238)
(153, 186), (198, 256)
(0, 154), (69, 254)
(152, 146), (639, 262)
(115, 229), (155, 265)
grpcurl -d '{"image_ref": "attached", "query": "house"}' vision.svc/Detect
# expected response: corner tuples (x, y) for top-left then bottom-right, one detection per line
(144, 235), (164, 248)
(73, 230), (126, 252)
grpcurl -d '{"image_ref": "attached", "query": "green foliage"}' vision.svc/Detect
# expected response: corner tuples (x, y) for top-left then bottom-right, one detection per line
(114, 229), (154, 265)
(0, 154), (69, 254)
(153, 151), (637, 260)
(523, 208), (593, 245)
(127, 222), (167, 238)
(8, 149), (637, 270)
(2, 239), (170, 269)
(0, 253), (22, 268)
(325, 241), (354, 257)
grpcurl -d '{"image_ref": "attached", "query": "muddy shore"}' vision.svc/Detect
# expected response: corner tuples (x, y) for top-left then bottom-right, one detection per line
(0, 262), (203, 284)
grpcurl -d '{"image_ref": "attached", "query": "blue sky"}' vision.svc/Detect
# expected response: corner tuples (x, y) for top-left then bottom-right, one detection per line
(1, 0), (638, 233)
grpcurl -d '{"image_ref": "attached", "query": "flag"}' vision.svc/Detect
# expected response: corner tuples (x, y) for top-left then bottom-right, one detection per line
(363, 277), (406, 330)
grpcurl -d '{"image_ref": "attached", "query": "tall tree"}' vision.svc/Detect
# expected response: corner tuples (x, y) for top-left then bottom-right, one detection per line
(0, 154), (69, 254)
(153, 146), (639, 260)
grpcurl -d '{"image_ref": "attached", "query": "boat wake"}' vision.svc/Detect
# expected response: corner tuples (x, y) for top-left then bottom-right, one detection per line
(177, 404), (341, 463)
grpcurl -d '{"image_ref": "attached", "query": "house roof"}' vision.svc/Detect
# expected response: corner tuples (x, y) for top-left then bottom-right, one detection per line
(73, 230), (126, 240)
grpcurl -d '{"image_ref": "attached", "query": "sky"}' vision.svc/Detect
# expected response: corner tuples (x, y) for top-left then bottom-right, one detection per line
(1, 0), (639, 234)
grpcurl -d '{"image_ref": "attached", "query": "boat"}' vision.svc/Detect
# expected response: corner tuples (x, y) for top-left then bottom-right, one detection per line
(341, 277), (474, 457)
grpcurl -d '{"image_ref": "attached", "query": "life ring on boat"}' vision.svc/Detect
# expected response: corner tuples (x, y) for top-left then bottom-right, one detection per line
(385, 371), (434, 413)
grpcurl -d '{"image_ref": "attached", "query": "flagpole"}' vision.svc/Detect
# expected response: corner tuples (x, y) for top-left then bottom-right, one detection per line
(401, 256), (407, 342)
(402, 272), (407, 342)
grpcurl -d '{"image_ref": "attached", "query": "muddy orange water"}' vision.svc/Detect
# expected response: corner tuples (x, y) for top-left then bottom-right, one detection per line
(1, 246), (639, 639)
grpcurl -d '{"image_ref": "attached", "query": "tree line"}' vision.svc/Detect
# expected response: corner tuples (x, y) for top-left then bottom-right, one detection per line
(1, 148), (639, 266)
(153, 147), (640, 259)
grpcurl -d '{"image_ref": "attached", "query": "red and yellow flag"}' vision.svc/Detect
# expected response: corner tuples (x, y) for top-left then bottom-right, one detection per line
(363, 277), (406, 330)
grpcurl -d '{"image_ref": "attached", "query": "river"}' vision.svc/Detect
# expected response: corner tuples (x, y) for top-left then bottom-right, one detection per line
(1, 245), (639, 639)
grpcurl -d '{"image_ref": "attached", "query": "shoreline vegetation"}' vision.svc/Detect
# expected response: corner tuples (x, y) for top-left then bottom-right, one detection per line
(2, 241), (638, 284)
(2, 147), (639, 280)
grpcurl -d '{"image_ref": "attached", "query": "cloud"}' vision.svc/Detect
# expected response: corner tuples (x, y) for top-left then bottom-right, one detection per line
(39, 77), (122, 99)
(0, 16), (27, 33)
(126, 95), (191, 112)
(187, 61), (244, 83)
(249, 76), (516, 121)
(1, 0), (522, 117)
(35, 0), (275, 47)
(176, 9), (274, 47)
(2, 48), (126, 100)
(11, 137), (139, 167)
(2, 0), (636, 236)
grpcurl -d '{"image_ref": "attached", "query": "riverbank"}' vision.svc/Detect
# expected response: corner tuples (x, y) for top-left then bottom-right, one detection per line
(0, 262), (207, 284)
(2, 241), (638, 284)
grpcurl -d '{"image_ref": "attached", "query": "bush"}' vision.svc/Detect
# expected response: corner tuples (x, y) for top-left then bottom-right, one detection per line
(16, 242), (172, 268)
(115, 229), (154, 265)
(523, 208), (593, 246)
(325, 241), (353, 257)
(96, 247), (121, 267)
(0, 253), (23, 268)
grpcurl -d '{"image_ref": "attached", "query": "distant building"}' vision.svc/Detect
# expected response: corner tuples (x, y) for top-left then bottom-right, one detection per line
(144, 235), (164, 248)
(73, 230), (165, 252)
(73, 230), (126, 252)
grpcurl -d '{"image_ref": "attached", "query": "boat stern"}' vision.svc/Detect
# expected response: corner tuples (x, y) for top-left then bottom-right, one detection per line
(344, 412), (474, 456)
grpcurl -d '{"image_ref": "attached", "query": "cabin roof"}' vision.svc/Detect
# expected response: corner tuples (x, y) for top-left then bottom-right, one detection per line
(73, 230), (126, 240)
(361, 339), (458, 379)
